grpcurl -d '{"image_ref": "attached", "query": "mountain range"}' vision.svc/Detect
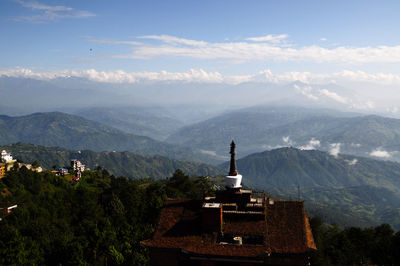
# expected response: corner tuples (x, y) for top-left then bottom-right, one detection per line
(167, 105), (400, 162)
(72, 106), (183, 140)
(0, 112), (220, 164)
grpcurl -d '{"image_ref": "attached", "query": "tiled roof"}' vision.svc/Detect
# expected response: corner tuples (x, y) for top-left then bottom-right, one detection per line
(265, 200), (317, 253)
(142, 198), (316, 257)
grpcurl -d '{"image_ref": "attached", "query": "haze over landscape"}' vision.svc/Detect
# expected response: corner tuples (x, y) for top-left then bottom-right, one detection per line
(2, 0), (400, 264)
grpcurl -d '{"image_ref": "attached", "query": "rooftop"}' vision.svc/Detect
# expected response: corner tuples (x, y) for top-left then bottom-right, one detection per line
(142, 197), (316, 258)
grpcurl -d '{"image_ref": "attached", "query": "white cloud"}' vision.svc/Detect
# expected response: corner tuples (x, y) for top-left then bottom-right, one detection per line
(14, 0), (95, 23)
(261, 144), (286, 150)
(294, 84), (318, 100)
(370, 148), (391, 158)
(351, 143), (362, 148)
(200, 150), (217, 156)
(345, 159), (358, 165)
(320, 38), (327, 41)
(299, 138), (320, 150)
(282, 136), (294, 146)
(386, 107), (399, 113)
(329, 143), (341, 158)
(245, 34), (288, 44)
(293, 85), (349, 104)
(99, 34), (400, 64)
(138, 35), (208, 46)
(0, 68), (225, 84)
(319, 89), (347, 104)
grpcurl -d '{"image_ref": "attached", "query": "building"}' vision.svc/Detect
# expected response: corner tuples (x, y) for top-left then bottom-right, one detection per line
(71, 159), (85, 177)
(24, 164), (43, 172)
(1, 150), (15, 163)
(0, 164), (5, 178)
(59, 168), (69, 176)
(142, 141), (316, 266)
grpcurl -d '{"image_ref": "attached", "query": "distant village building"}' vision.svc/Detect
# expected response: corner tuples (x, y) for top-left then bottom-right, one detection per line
(4, 163), (42, 172)
(1, 150), (16, 163)
(24, 164), (43, 172)
(142, 141), (316, 266)
(71, 159), (85, 178)
(0, 164), (5, 178)
(58, 168), (69, 176)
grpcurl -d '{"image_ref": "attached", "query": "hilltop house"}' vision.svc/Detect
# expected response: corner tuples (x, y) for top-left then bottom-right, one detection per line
(142, 141), (316, 266)
(71, 159), (85, 177)
(1, 150), (15, 163)
(0, 164), (5, 178)
(58, 168), (69, 176)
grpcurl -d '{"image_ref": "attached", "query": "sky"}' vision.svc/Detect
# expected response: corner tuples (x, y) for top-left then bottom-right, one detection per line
(1, 0), (400, 92)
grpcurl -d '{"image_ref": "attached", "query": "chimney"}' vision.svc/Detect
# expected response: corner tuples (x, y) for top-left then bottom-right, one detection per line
(202, 203), (222, 233)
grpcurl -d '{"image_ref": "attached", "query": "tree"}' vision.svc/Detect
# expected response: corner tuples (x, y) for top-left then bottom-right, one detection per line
(32, 160), (40, 169)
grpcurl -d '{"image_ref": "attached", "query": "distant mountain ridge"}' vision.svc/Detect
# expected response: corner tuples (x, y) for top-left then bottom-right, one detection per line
(73, 107), (184, 140)
(1, 143), (223, 179)
(167, 106), (400, 162)
(221, 147), (400, 193)
(0, 112), (221, 164)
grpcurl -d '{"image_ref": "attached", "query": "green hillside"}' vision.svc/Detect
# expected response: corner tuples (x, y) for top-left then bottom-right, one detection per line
(0, 112), (220, 164)
(225, 147), (400, 191)
(270, 186), (400, 230)
(1, 143), (223, 179)
(219, 147), (400, 229)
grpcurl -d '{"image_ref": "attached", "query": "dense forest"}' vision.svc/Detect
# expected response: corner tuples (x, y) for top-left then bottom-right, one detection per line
(0, 167), (211, 265)
(1, 167), (400, 265)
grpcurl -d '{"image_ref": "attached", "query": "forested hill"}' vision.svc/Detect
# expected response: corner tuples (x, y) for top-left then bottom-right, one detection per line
(1, 143), (223, 179)
(0, 112), (220, 164)
(218, 147), (400, 229)
(222, 147), (400, 192)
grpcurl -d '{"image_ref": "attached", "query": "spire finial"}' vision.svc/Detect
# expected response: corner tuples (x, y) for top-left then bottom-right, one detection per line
(229, 140), (238, 176)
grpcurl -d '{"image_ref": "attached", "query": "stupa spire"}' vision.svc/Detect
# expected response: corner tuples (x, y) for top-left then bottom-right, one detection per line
(229, 140), (238, 176)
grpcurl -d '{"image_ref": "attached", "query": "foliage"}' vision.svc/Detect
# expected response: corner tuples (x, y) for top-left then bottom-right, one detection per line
(0, 167), (213, 265)
(165, 169), (215, 199)
(310, 217), (400, 265)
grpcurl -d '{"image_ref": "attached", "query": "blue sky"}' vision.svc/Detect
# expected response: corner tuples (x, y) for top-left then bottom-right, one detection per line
(1, 0), (400, 84)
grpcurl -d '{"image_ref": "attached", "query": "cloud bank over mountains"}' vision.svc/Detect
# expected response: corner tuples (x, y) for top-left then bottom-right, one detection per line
(2, 67), (400, 86)
(2, 67), (400, 115)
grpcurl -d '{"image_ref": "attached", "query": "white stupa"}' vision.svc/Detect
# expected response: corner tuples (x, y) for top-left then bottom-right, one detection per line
(225, 140), (242, 189)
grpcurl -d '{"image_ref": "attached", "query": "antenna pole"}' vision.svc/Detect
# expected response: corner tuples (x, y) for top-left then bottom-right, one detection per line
(298, 185), (301, 201)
